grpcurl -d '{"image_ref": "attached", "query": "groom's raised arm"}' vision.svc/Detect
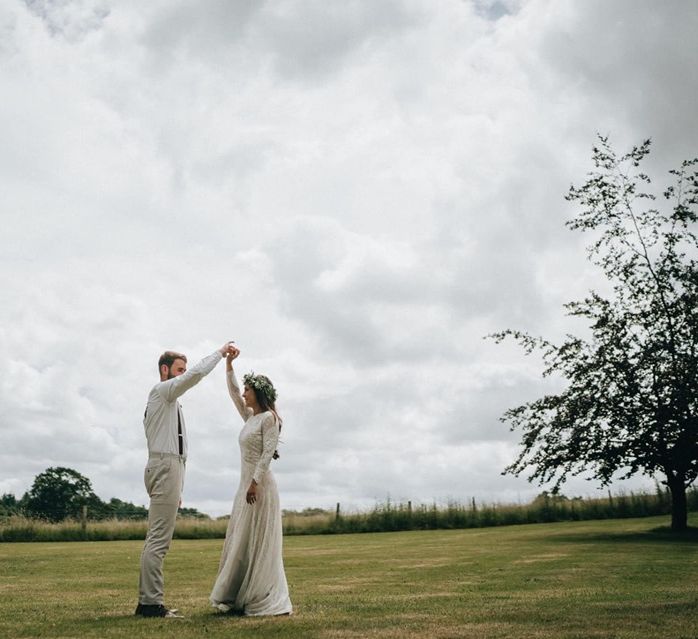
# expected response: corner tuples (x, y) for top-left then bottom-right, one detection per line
(158, 345), (228, 402)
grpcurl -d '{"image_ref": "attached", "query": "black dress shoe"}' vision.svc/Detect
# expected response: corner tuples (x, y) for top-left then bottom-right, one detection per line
(135, 603), (182, 618)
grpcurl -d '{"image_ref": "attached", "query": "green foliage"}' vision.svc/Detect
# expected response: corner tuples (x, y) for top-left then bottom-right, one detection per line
(101, 498), (148, 520)
(22, 467), (98, 522)
(4, 489), (694, 542)
(243, 371), (277, 403)
(490, 136), (698, 529)
(8, 468), (152, 523)
(178, 506), (209, 519)
(282, 507), (327, 516)
(0, 493), (20, 518)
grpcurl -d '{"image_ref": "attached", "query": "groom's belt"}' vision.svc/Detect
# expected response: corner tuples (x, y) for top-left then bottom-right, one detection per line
(148, 452), (187, 462)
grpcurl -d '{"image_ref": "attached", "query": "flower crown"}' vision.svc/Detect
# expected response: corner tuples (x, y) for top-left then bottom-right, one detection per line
(243, 371), (277, 404)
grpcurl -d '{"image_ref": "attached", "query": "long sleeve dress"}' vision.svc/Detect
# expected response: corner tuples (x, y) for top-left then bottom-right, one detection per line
(209, 368), (293, 616)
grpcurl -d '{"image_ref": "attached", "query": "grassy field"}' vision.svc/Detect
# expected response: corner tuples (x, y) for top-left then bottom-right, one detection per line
(2, 515), (698, 639)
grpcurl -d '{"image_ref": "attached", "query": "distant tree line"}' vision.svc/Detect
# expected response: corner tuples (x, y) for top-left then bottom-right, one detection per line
(1, 467), (208, 522)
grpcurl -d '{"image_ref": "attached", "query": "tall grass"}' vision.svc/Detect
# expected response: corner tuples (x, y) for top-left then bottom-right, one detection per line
(282, 485), (693, 535)
(0, 516), (226, 543)
(2, 486), (695, 542)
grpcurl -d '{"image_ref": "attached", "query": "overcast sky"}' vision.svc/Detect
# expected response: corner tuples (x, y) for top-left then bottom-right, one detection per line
(2, 0), (697, 517)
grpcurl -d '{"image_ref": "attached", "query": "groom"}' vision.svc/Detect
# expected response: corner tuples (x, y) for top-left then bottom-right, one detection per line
(135, 342), (232, 618)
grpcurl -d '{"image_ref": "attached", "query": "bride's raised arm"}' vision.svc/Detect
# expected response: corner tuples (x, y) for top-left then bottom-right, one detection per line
(226, 349), (253, 421)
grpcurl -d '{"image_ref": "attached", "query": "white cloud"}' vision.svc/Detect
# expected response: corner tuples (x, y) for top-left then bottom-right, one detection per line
(23, 0), (110, 41)
(1, 0), (694, 516)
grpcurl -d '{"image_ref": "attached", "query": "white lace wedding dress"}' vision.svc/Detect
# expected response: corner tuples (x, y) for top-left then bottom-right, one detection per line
(209, 368), (293, 616)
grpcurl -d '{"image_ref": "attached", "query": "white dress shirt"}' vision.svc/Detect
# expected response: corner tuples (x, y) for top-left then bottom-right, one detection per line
(143, 350), (222, 458)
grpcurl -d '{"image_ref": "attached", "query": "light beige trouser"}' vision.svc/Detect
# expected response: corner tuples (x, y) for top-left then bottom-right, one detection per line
(138, 453), (185, 605)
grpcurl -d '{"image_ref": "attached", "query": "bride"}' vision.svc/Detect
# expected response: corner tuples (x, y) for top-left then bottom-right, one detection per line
(209, 345), (293, 616)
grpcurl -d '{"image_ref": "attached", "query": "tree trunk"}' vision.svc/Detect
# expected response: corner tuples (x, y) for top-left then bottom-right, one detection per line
(667, 472), (688, 531)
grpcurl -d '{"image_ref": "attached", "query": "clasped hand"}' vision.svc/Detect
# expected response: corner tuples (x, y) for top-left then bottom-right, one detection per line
(219, 342), (240, 359)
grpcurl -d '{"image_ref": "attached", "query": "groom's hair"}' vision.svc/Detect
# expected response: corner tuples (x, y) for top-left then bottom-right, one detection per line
(158, 351), (187, 372)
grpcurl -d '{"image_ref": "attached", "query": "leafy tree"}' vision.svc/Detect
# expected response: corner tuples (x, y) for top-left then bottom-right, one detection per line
(530, 491), (576, 507)
(491, 137), (698, 530)
(104, 498), (148, 520)
(0, 493), (21, 517)
(178, 506), (209, 519)
(23, 467), (100, 522)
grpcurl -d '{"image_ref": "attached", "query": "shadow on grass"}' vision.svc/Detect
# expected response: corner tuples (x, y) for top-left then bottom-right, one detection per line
(549, 525), (698, 545)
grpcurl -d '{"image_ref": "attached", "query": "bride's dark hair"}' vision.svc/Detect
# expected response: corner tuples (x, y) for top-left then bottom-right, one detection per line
(245, 373), (282, 458)
(256, 388), (282, 429)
